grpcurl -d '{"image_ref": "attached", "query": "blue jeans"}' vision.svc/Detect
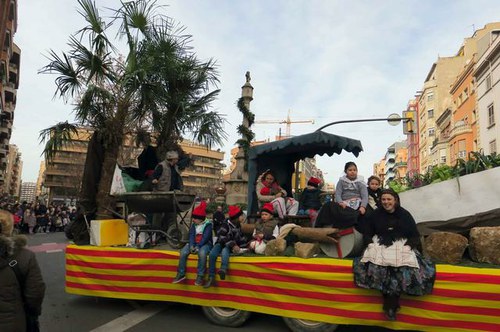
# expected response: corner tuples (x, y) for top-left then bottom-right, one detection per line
(208, 243), (231, 276)
(177, 243), (212, 277)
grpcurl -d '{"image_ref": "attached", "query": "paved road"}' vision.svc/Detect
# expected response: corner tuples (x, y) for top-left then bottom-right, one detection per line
(29, 232), (409, 332)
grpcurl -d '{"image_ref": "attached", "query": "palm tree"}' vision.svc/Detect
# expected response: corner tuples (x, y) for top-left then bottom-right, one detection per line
(39, 0), (225, 217)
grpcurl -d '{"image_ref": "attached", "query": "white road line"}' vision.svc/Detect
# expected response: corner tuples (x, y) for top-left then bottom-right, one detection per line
(42, 242), (57, 245)
(46, 249), (63, 253)
(90, 304), (167, 332)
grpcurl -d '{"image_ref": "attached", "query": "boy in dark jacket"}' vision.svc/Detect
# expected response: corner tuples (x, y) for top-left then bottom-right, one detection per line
(204, 205), (247, 288)
(172, 201), (213, 286)
(298, 177), (322, 226)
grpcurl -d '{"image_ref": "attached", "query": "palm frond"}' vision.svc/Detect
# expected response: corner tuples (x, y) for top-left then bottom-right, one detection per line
(39, 50), (81, 100)
(39, 122), (79, 162)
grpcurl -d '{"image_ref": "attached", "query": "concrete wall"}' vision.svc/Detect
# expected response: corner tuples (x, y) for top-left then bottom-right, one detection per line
(400, 167), (500, 223)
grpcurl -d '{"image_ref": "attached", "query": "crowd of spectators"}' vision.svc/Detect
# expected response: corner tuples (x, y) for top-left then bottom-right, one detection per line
(0, 200), (77, 234)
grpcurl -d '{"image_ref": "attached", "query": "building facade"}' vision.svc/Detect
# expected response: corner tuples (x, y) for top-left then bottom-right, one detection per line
(382, 141), (407, 187)
(474, 30), (500, 155)
(4, 143), (21, 197)
(20, 181), (36, 203)
(405, 98), (420, 175)
(0, 0), (20, 189)
(180, 140), (225, 199)
(417, 23), (500, 171)
(43, 128), (92, 203)
(449, 58), (478, 164)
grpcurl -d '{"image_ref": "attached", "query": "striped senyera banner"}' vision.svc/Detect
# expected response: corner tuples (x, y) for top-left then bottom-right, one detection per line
(65, 245), (500, 331)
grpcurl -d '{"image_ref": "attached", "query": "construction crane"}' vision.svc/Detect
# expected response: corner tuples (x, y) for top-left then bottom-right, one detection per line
(254, 110), (315, 137)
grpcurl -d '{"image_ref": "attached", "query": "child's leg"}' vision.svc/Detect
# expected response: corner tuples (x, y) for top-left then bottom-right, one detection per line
(286, 198), (299, 216)
(177, 244), (191, 276)
(271, 197), (286, 219)
(208, 243), (222, 277)
(197, 244), (211, 276)
(219, 246), (231, 273)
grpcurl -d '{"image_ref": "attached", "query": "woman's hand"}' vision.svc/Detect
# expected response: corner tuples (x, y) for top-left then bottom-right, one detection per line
(339, 202), (347, 209)
(359, 206), (366, 215)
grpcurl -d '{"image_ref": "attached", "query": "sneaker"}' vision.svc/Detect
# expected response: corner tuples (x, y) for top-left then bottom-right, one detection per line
(172, 274), (186, 284)
(384, 308), (397, 321)
(218, 269), (226, 280)
(203, 276), (215, 288)
(194, 275), (204, 286)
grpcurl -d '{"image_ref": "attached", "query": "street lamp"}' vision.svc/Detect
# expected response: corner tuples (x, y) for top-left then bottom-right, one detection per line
(316, 113), (416, 134)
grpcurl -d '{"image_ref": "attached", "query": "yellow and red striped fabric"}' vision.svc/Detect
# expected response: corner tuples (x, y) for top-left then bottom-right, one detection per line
(66, 245), (500, 331)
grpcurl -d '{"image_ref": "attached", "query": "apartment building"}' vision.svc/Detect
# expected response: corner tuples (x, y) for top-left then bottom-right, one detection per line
(474, 31), (500, 155)
(20, 181), (36, 203)
(43, 128), (92, 203)
(418, 23), (500, 171)
(4, 143), (21, 197)
(41, 129), (225, 202)
(382, 141), (407, 187)
(0, 0), (20, 189)
(405, 99), (420, 175)
(180, 140), (225, 199)
(449, 58), (478, 164)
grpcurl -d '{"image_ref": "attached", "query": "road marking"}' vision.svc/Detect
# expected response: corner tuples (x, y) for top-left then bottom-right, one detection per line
(42, 242), (57, 245)
(46, 249), (63, 253)
(28, 243), (68, 253)
(90, 303), (167, 332)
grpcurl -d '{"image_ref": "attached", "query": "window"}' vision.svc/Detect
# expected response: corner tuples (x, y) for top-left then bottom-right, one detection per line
(440, 149), (446, 164)
(428, 127), (435, 136)
(488, 103), (495, 127)
(428, 109), (434, 118)
(458, 139), (466, 159)
(486, 74), (492, 90)
(490, 140), (497, 154)
(427, 92), (434, 102)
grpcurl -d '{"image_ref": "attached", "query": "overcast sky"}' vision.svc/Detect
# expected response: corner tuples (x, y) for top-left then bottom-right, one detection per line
(11, 0), (500, 184)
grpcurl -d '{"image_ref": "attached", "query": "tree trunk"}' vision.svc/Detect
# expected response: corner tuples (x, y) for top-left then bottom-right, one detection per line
(95, 141), (121, 219)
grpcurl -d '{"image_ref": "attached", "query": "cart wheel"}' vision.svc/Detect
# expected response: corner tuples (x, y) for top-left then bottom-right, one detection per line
(283, 317), (338, 332)
(202, 306), (251, 327)
(166, 223), (185, 249)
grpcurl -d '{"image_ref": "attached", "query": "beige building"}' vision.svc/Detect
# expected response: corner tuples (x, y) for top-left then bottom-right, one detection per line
(418, 23), (500, 171)
(41, 129), (224, 202)
(180, 140), (224, 199)
(43, 128), (92, 203)
(0, 0), (20, 189)
(4, 143), (21, 197)
(381, 141), (407, 187)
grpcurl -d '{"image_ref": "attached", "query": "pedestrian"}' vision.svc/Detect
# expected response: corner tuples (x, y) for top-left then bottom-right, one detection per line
(0, 209), (46, 331)
(172, 201), (213, 286)
(205, 205), (248, 288)
(352, 189), (435, 321)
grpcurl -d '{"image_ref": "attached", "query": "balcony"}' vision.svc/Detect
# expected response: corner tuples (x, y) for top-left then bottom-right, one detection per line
(0, 108), (13, 121)
(0, 127), (11, 139)
(450, 122), (472, 140)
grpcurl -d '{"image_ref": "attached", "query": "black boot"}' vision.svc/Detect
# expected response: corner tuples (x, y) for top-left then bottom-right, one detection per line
(217, 269), (226, 280)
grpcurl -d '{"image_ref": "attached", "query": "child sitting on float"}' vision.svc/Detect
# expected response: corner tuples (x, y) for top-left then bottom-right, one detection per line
(256, 170), (299, 219)
(249, 203), (279, 254)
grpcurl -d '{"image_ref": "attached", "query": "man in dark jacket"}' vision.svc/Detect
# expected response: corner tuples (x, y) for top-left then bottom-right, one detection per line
(0, 210), (46, 332)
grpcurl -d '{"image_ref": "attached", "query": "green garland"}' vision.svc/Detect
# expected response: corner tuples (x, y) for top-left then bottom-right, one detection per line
(236, 97), (255, 170)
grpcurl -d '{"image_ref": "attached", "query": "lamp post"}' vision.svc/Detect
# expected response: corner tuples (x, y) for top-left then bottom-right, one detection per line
(316, 113), (415, 133)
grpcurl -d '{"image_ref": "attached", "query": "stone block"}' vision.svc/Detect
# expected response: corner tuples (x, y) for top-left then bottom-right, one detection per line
(264, 238), (287, 256)
(469, 227), (500, 265)
(294, 242), (320, 259)
(423, 232), (468, 264)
